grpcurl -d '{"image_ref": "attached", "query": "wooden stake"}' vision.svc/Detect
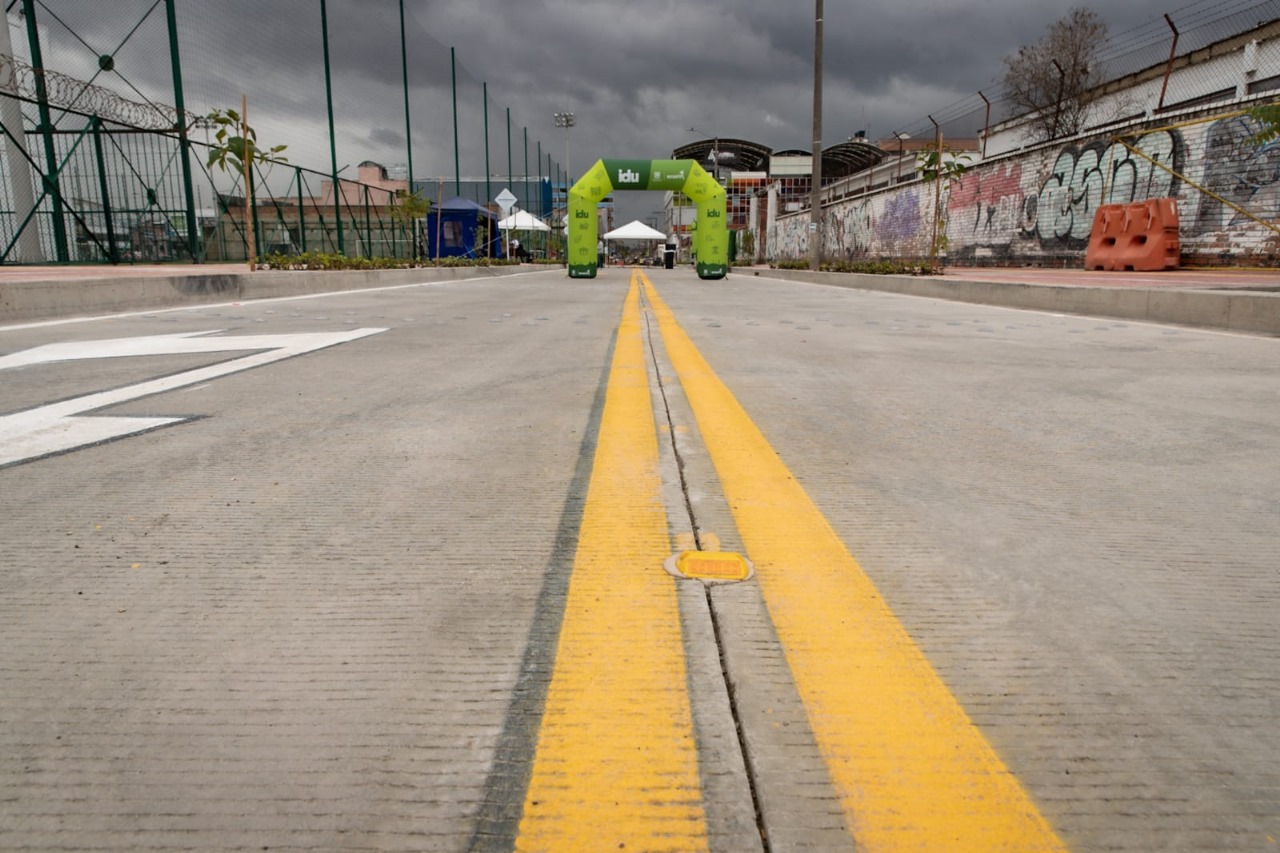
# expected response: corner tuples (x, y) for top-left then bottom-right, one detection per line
(242, 94), (257, 271)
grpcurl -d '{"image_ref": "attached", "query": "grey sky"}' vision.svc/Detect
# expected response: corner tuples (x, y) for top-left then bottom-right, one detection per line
(24, 0), (1269, 216)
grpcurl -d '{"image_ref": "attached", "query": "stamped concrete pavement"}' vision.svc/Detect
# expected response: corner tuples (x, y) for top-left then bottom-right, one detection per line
(1, 266), (1278, 850)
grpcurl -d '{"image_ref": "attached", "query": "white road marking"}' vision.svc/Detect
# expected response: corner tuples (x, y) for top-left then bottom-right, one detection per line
(0, 328), (386, 467)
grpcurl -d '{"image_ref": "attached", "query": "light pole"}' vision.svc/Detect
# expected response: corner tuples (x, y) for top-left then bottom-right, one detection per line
(554, 111), (575, 189)
(809, 0), (824, 271)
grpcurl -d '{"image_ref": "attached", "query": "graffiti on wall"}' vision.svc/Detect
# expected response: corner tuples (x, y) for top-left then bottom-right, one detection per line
(1195, 115), (1280, 233)
(1023, 131), (1183, 247)
(949, 163), (1023, 242)
(768, 112), (1280, 264)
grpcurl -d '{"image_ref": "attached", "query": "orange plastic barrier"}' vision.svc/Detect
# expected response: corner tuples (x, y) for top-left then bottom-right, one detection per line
(1085, 205), (1125, 270)
(1085, 197), (1180, 272)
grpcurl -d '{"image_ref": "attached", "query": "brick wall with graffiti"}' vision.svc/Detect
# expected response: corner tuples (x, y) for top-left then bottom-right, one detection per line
(768, 109), (1280, 267)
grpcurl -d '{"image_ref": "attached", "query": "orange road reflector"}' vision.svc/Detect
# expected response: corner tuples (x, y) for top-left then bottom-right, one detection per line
(666, 550), (753, 582)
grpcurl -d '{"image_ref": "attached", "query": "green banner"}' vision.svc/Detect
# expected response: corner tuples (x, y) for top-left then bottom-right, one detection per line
(601, 159), (651, 191)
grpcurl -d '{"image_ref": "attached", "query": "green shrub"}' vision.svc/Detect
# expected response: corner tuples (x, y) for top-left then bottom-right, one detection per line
(261, 252), (519, 271)
(769, 258), (936, 275)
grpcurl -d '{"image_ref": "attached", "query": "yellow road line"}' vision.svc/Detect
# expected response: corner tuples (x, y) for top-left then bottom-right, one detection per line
(641, 272), (1066, 852)
(515, 273), (708, 852)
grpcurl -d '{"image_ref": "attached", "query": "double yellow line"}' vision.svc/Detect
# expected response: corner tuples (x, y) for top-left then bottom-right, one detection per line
(515, 272), (1065, 851)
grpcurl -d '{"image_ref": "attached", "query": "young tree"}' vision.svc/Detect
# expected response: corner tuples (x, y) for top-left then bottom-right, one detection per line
(1002, 7), (1108, 143)
(920, 146), (971, 268)
(205, 106), (286, 268)
(1247, 99), (1280, 144)
(205, 107), (287, 184)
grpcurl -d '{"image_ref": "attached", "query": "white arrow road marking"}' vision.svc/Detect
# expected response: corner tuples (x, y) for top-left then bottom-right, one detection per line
(0, 327), (387, 467)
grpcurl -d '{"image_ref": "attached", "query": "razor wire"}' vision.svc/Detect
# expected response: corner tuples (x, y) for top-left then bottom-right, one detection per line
(0, 53), (209, 130)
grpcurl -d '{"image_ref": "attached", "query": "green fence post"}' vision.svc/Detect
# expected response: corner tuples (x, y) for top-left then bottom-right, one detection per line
(248, 163), (261, 264)
(320, 0), (344, 254)
(21, 0), (68, 261)
(90, 117), (119, 264)
(165, 0), (199, 261)
(297, 167), (306, 253)
(364, 184), (372, 258)
(399, 0), (414, 194)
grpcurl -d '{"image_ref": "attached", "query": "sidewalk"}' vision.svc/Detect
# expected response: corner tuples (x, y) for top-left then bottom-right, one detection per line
(751, 264), (1280, 336)
(0, 263), (524, 325)
(2, 261), (1278, 333)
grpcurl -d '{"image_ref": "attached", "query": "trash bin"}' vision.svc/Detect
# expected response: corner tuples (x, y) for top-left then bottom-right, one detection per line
(663, 242), (675, 270)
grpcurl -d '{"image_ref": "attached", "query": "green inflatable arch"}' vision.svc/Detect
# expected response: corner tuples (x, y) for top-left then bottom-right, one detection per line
(567, 159), (727, 280)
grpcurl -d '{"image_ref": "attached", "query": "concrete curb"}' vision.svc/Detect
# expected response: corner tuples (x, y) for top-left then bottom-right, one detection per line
(744, 268), (1280, 336)
(0, 264), (535, 324)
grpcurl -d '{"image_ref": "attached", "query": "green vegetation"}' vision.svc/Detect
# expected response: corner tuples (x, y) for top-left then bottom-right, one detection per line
(389, 189), (431, 226)
(771, 258), (936, 275)
(1247, 100), (1280, 145)
(205, 107), (288, 177)
(262, 252), (518, 271)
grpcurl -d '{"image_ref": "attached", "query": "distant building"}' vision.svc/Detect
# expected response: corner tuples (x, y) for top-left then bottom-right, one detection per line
(320, 161), (407, 208)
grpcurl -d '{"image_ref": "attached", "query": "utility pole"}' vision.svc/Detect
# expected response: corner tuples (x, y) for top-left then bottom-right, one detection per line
(809, 0), (824, 271)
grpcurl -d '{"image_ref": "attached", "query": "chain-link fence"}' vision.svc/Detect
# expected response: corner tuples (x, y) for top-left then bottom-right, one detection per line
(0, 0), (562, 266)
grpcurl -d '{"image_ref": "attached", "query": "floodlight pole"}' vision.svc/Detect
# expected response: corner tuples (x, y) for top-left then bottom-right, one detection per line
(555, 111), (575, 189)
(450, 47), (460, 196)
(483, 84), (491, 209)
(809, 0), (824, 271)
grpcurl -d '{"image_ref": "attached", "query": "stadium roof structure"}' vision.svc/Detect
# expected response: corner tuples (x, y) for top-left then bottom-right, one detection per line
(820, 138), (888, 179)
(673, 138), (773, 174)
(671, 137), (888, 180)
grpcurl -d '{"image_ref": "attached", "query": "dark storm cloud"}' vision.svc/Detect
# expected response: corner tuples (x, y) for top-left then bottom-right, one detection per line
(407, 0), (1182, 154)
(24, 0), (1222, 185)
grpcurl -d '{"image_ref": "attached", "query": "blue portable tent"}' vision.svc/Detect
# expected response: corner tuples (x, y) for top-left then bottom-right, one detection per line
(424, 197), (504, 259)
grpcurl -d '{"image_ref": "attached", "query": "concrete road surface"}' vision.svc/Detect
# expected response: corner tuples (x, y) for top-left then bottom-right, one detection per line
(2, 266), (1277, 851)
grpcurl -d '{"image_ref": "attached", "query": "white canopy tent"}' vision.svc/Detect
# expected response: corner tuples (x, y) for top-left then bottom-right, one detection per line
(602, 220), (670, 266)
(603, 220), (668, 241)
(497, 208), (551, 232)
(497, 208), (550, 260)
